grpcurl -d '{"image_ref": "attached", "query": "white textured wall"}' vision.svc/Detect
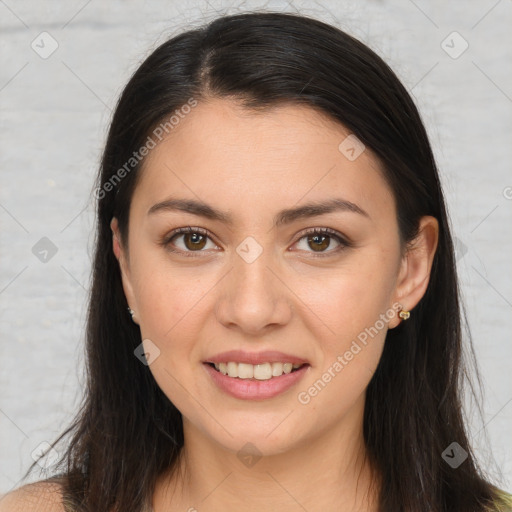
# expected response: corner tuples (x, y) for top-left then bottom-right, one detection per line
(1, 0), (511, 495)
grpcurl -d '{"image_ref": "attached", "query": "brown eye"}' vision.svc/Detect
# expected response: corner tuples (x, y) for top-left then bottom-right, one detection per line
(293, 228), (350, 257)
(162, 227), (218, 255)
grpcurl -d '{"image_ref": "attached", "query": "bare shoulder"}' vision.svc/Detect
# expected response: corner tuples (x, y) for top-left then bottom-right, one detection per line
(0, 480), (65, 512)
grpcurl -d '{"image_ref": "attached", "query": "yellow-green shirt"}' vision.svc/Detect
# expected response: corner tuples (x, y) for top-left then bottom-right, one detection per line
(489, 487), (512, 511)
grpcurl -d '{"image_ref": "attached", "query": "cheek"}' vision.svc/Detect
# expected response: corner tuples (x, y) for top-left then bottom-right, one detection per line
(131, 246), (211, 340)
(303, 258), (395, 337)
(132, 265), (210, 412)
(298, 250), (397, 381)
(296, 272), (391, 417)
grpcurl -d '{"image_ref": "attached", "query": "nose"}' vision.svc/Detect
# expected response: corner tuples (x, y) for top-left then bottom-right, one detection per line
(214, 243), (292, 336)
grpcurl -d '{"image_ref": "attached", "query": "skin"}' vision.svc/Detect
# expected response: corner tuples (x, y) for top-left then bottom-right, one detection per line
(111, 98), (438, 512)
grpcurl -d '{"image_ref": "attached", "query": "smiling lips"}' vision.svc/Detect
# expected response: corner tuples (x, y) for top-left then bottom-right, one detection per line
(203, 361), (310, 400)
(203, 349), (310, 399)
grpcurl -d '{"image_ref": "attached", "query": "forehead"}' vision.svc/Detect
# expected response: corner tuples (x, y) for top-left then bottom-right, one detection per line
(131, 98), (394, 224)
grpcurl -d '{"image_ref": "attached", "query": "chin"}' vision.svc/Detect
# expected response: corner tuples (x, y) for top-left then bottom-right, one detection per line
(203, 416), (307, 457)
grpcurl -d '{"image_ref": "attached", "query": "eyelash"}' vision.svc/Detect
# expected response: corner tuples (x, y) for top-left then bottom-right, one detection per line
(159, 226), (351, 258)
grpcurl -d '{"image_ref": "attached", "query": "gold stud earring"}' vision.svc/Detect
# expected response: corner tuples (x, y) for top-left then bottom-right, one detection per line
(398, 309), (410, 321)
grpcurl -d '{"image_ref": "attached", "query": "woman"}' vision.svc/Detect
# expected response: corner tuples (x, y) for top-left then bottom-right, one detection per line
(2, 10), (511, 512)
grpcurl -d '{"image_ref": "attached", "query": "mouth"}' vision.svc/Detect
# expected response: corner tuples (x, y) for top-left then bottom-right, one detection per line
(202, 361), (311, 400)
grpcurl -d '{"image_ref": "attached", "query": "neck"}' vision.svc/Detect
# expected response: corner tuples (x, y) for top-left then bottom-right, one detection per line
(153, 397), (380, 512)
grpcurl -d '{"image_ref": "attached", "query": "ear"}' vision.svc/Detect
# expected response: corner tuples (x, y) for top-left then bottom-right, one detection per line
(111, 217), (139, 325)
(388, 215), (439, 328)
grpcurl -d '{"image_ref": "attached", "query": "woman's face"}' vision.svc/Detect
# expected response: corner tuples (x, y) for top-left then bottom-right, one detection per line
(112, 98), (435, 457)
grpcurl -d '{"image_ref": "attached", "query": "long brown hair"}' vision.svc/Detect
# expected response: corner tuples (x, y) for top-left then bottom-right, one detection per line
(21, 11), (508, 512)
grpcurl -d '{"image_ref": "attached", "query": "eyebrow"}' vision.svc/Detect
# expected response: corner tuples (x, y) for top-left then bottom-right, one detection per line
(147, 196), (370, 226)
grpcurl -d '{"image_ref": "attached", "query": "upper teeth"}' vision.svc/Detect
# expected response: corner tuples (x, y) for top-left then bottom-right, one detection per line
(214, 362), (303, 380)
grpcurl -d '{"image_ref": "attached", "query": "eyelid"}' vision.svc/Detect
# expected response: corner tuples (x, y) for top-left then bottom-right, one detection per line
(160, 226), (351, 257)
(293, 226), (349, 244)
